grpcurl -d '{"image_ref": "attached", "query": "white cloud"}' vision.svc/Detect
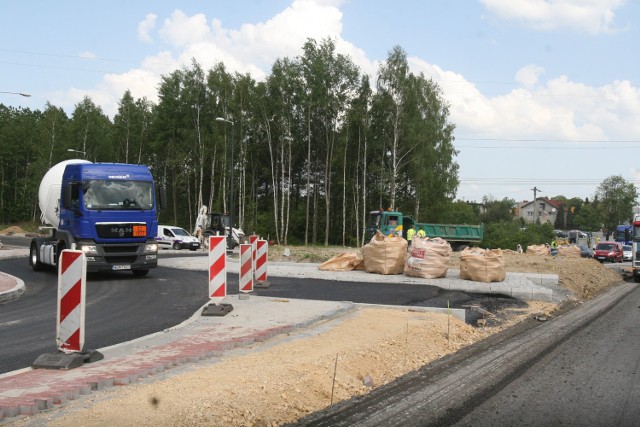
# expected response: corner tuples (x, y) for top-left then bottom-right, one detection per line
(480, 0), (626, 34)
(159, 10), (211, 47)
(515, 64), (545, 86)
(408, 56), (640, 145)
(138, 13), (157, 43)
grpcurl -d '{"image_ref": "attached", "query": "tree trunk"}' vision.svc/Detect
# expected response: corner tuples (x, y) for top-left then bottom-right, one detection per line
(305, 108), (311, 245)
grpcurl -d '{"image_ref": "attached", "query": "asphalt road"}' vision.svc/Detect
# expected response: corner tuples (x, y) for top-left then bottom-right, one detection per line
(452, 283), (640, 426)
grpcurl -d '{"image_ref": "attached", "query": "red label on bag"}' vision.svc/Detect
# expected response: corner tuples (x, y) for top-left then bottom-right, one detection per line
(411, 249), (425, 259)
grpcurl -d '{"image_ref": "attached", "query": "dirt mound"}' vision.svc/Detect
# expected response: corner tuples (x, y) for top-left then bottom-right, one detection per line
(0, 225), (26, 235)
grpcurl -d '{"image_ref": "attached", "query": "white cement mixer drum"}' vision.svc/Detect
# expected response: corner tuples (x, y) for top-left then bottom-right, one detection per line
(38, 159), (91, 226)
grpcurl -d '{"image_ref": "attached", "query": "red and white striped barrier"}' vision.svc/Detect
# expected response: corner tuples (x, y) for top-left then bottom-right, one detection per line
(255, 239), (268, 282)
(208, 236), (227, 304)
(57, 250), (87, 353)
(239, 243), (253, 293)
(249, 235), (258, 273)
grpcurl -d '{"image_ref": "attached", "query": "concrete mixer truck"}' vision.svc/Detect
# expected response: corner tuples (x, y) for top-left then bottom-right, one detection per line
(29, 159), (165, 276)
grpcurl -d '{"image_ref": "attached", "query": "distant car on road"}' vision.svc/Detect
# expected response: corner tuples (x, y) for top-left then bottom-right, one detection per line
(623, 244), (633, 262)
(576, 244), (593, 259)
(157, 225), (201, 251)
(594, 241), (623, 263)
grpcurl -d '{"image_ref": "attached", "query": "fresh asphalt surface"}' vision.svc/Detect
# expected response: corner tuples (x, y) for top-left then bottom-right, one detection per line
(452, 284), (640, 426)
(0, 250), (499, 374)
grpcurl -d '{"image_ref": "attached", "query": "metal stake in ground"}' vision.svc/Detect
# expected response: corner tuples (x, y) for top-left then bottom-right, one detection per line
(202, 235), (233, 316)
(32, 250), (103, 369)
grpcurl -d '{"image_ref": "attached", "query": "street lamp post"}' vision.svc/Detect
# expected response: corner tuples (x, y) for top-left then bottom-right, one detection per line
(66, 149), (86, 159)
(0, 91), (31, 97)
(216, 117), (235, 246)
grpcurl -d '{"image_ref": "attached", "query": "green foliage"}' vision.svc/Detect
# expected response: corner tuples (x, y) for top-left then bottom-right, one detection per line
(595, 175), (638, 232)
(482, 222), (555, 250)
(441, 201), (480, 224)
(480, 197), (516, 223)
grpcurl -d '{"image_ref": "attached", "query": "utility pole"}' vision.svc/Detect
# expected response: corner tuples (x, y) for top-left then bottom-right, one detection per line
(531, 187), (542, 223)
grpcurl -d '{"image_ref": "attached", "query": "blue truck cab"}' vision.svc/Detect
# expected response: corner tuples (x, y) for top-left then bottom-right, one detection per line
(30, 160), (163, 276)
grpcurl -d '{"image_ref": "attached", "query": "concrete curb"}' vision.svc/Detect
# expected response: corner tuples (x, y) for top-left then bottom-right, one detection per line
(0, 272), (26, 304)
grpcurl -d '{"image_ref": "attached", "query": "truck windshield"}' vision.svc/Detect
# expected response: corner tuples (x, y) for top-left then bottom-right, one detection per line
(368, 213), (382, 228)
(83, 179), (153, 210)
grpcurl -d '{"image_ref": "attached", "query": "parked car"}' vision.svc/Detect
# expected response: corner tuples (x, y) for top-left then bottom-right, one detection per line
(623, 244), (633, 262)
(576, 244), (593, 258)
(157, 225), (201, 251)
(593, 241), (623, 263)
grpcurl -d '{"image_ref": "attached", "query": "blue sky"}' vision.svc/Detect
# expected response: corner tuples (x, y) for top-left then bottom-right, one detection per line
(1, 0), (639, 205)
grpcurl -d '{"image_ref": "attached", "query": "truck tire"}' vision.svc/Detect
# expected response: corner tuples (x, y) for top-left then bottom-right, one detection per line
(29, 242), (45, 271)
(132, 269), (149, 277)
(172, 242), (181, 250)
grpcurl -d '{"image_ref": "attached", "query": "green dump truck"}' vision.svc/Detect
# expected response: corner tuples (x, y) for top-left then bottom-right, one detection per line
(365, 210), (483, 251)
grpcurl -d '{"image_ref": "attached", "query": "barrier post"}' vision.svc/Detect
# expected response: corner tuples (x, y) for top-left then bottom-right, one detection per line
(254, 239), (270, 288)
(32, 249), (103, 369)
(202, 236), (233, 316)
(239, 243), (254, 295)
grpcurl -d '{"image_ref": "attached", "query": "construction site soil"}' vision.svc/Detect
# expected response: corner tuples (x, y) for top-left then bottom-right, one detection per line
(7, 239), (626, 427)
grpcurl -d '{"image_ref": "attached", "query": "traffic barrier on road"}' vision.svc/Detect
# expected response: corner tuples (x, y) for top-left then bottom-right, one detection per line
(255, 239), (268, 282)
(32, 250), (103, 369)
(57, 250), (86, 352)
(202, 236), (233, 316)
(208, 236), (227, 303)
(239, 243), (254, 293)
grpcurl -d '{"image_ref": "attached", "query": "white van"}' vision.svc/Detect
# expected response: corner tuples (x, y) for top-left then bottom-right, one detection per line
(157, 225), (201, 251)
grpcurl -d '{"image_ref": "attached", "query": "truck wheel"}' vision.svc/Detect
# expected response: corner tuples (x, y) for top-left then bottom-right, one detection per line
(172, 242), (181, 250)
(132, 269), (149, 277)
(29, 243), (45, 271)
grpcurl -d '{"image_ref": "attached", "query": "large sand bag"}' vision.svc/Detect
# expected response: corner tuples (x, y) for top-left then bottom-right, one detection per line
(362, 230), (407, 275)
(318, 252), (364, 271)
(404, 237), (451, 279)
(460, 247), (506, 283)
(527, 244), (549, 255)
(556, 245), (581, 257)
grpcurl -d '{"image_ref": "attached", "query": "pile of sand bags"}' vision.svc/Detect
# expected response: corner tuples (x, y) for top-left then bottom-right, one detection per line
(527, 244), (549, 255)
(459, 247), (506, 283)
(318, 252), (365, 271)
(556, 245), (581, 257)
(404, 237), (452, 279)
(361, 230), (407, 275)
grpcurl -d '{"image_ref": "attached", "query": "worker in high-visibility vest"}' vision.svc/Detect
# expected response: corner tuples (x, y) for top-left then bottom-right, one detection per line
(406, 224), (416, 247)
(417, 227), (426, 238)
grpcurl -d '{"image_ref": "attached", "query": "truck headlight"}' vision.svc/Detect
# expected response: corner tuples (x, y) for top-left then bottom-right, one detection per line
(144, 243), (158, 253)
(79, 245), (98, 255)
